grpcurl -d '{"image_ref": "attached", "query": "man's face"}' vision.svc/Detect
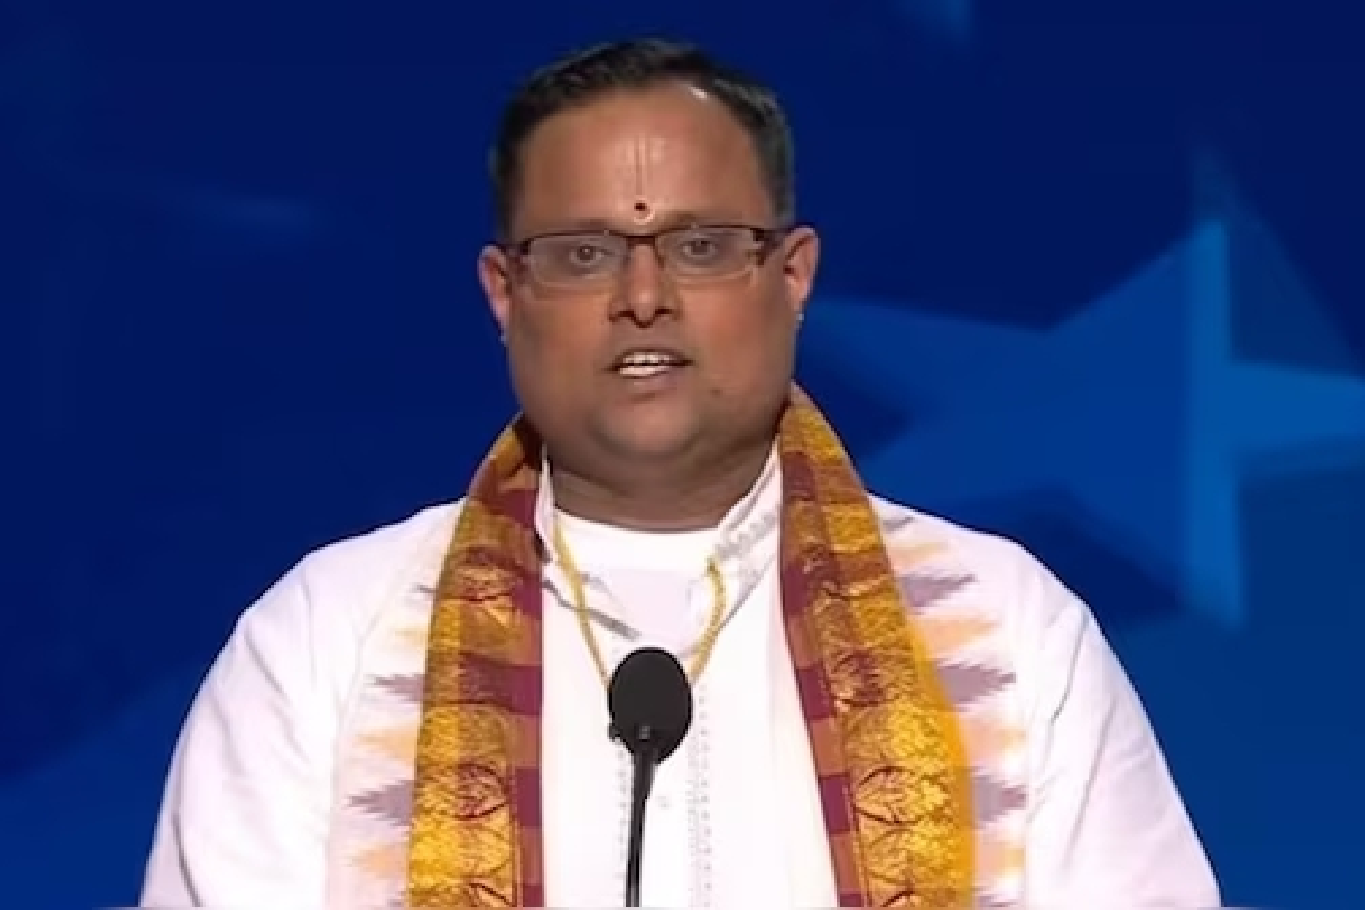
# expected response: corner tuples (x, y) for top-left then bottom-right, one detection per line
(479, 83), (819, 472)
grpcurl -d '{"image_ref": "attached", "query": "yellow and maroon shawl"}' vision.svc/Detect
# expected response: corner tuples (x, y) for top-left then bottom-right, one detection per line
(407, 388), (975, 907)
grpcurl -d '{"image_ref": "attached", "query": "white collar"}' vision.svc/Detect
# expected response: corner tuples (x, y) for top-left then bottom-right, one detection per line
(532, 445), (783, 606)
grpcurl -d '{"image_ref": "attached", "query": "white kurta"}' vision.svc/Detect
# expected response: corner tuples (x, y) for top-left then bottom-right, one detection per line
(139, 453), (1222, 908)
(537, 451), (836, 907)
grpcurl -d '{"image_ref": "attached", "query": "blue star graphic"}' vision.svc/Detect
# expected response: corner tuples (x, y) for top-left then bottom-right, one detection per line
(803, 180), (1365, 629)
(893, 0), (974, 45)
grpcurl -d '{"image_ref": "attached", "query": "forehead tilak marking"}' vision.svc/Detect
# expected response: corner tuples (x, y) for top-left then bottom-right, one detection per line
(629, 136), (653, 223)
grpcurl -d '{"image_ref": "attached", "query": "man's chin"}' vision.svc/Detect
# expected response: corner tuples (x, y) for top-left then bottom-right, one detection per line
(595, 419), (704, 466)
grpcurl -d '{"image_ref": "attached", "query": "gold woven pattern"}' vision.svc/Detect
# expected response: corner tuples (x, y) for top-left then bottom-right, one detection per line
(405, 388), (975, 907)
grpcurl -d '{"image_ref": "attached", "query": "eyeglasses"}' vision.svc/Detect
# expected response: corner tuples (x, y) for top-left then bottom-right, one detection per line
(506, 224), (787, 289)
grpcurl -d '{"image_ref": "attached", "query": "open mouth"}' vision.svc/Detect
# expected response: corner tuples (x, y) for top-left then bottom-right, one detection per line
(611, 349), (692, 379)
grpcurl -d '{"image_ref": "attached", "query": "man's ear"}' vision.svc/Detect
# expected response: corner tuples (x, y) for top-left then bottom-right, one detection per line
(478, 244), (513, 334)
(780, 225), (820, 320)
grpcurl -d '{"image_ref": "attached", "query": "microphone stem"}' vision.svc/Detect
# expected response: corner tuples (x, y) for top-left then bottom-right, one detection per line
(625, 748), (659, 908)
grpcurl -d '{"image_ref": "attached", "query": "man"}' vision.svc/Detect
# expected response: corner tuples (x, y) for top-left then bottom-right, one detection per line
(140, 39), (1220, 908)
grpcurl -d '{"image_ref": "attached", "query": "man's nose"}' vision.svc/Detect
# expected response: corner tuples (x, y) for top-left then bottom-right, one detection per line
(610, 244), (676, 324)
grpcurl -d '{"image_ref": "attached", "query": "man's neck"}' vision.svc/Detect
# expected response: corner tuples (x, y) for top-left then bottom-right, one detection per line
(548, 441), (773, 532)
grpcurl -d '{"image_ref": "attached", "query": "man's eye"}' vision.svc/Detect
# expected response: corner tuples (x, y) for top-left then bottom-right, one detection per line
(680, 238), (720, 260)
(569, 244), (607, 265)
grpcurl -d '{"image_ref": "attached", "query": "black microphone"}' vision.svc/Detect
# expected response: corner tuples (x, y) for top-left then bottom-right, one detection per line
(607, 647), (694, 908)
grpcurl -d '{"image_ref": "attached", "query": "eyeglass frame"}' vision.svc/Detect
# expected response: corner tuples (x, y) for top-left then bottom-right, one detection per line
(500, 222), (793, 289)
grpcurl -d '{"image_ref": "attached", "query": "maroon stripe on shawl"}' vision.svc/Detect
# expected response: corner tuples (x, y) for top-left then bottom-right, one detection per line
(780, 543), (868, 897)
(483, 483), (538, 514)
(508, 494), (546, 907)
(410, 422), (550, 909)
(512, 754), (545, 903)
(778, 414), (879, 906)
(420, 651), (540, 713)
(453, 545), (541, 587)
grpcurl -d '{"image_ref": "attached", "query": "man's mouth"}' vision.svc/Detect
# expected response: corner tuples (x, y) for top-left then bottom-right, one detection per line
(611, 349), (692, 379)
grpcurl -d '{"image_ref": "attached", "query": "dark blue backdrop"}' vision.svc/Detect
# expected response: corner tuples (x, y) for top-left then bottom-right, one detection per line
(4, 2), (1363, 906)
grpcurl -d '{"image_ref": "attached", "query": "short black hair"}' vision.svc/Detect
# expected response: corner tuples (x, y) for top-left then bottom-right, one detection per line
(489, 38), (795, 236)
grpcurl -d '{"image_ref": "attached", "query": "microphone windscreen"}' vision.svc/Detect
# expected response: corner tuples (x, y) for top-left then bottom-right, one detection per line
(608, 647), (693, 762)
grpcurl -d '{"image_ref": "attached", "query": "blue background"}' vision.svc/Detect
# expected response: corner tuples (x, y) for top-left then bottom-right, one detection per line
(3, 2), (1363, 906)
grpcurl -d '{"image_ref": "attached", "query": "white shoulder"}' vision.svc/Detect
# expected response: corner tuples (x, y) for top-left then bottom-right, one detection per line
(870, 492), (1069, 636)
(234, 498), (466, 697)
(869, 493), (1220, 906)
(284, 499), (466, 648)
(139, 499), (466, 907)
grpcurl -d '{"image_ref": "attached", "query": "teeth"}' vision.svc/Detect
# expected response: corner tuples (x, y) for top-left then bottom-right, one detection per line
(615, 351), (683, 376)
(618, 363), (672, 378)
(619, 351), (677, 367)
